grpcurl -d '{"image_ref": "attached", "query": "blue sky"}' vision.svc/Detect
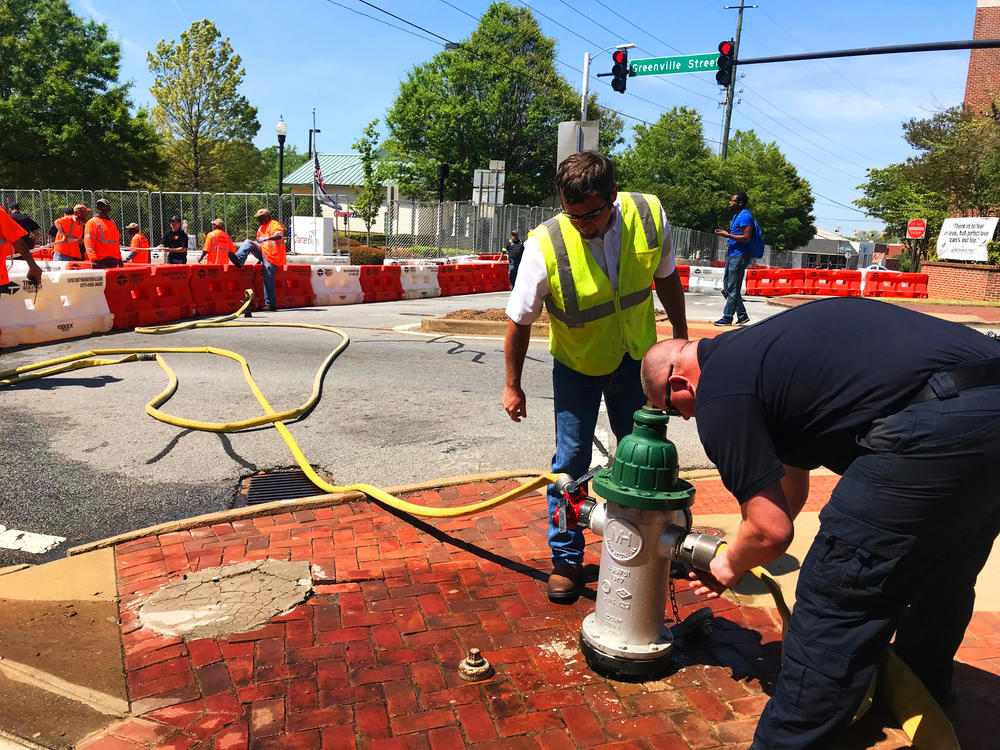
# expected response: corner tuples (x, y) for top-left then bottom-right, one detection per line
(73, 0), (976, 235)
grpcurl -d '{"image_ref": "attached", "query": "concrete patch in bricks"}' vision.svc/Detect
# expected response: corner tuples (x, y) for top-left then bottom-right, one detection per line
(137, 560), (311, 640)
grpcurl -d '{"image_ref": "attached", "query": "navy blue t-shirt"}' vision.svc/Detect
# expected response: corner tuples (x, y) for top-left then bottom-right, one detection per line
(727, 208), (753, 257)
(695, 298), (1000, 502)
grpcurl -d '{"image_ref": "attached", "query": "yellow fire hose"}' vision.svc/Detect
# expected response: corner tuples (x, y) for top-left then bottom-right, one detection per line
(0, 291), (959, 748)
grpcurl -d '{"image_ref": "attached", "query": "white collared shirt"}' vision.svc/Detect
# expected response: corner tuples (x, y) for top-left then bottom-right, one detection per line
(505, 196), (676, 325)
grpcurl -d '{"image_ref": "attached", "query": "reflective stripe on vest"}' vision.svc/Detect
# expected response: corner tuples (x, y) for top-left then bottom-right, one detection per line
(84, 217), (121, 261)
(534, 192), (663, 376)
(256, 219), (285, 264)
(53, 215), (84, 259)
(204, 230), (234, 264)
(129, 233), (150, 263)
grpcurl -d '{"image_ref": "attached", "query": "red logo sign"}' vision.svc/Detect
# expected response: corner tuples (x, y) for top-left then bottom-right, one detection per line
(906, 219), (927, 239)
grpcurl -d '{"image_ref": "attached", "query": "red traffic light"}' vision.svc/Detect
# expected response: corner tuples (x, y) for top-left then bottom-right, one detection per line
(612, 50), (626, 64)
(718, 40), (732, 55)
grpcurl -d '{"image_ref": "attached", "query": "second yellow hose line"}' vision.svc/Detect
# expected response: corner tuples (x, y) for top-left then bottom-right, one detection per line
(0, 291), (958, 747)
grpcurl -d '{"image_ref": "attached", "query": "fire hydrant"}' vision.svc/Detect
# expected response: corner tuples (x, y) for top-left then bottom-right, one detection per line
(553, 405), (725, 679)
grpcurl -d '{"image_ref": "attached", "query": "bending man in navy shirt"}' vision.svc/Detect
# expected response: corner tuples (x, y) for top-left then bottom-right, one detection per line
(641, 298), (1000, 749)
(713, 191), (753, 326)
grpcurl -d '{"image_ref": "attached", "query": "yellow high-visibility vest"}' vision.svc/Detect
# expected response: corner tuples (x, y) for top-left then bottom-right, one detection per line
(533, 192), (663, 376)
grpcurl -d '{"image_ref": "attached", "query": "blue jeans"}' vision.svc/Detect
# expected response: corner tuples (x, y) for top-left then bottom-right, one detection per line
(547, 355), (647, 565)
(235, 239), (277, 307)
(753, 381), (1000, 749)
(721, 253), (749, 322)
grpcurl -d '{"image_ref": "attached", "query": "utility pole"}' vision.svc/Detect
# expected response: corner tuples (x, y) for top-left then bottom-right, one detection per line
(720, 1), (756, 161)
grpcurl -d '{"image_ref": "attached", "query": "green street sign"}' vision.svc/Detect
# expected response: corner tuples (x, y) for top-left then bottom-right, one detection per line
(630, 54), (718, 76)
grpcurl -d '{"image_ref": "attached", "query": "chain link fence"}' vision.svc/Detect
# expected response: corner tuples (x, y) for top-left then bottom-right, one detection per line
(383, 200), (559, 259)
(1, 187), (791, 266)
(0, 188), (288, 251)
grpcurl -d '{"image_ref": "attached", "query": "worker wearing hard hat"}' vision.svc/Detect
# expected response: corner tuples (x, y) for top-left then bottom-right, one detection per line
(50, 205), (89, 261)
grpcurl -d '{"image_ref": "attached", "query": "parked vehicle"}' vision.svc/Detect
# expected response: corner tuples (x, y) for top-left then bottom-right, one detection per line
(860, 264), (899, 273)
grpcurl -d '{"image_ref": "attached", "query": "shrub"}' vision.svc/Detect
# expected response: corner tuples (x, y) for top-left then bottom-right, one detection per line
(350, 246), (385, 265)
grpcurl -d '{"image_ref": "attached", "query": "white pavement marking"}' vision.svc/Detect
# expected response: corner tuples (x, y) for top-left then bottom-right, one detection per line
(0, 657), (128, 717)
(0, 525), (65, 554)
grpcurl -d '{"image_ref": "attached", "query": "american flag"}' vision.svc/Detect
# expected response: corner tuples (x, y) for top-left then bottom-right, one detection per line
(313, 154), (342, 211)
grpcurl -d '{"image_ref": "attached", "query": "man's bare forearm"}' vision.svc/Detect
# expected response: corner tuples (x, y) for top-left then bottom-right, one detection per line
(504, 318), (531, 386)
(655, 270), (688, 339)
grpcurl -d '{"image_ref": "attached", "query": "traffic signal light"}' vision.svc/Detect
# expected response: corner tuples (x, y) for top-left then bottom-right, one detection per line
(611, 49), (629, 93)
(716, 40), (734, 86)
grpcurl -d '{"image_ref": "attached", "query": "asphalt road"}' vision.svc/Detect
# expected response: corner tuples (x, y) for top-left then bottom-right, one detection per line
(0, 290), (778, 565)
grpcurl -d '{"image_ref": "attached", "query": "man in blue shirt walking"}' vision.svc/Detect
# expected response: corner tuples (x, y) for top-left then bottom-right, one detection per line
(713, 192), (754, 326)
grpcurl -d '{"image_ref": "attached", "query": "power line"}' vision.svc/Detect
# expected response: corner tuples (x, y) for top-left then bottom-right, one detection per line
(740, 82), (885, 166)
(756, 8), (909, 120)
(739, 99), (866, 177)
(731, 109), (864, 190)
(813, 193), (868, 214)
(322, 0), (440, 44)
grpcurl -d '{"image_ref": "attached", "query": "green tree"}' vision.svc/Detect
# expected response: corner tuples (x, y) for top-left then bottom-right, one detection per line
(616, 107), (722, 230)
(721, 130), (815, 251)
(148, 19), (259, 191)
(855, 164), (949, 271)
(901, 106), (1000, 218)
(0, 0), (164, 187)
(351, 120), (385, 247)
(256, 145), (309, 194)
(383, 1), (623, 204)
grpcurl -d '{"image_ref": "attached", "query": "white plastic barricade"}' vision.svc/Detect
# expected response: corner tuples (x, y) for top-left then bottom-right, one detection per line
(688, 265), (725, 293)
(400, 265), (441, 299)
(0, 269), (113, 347)
(310, 265), (364, 306)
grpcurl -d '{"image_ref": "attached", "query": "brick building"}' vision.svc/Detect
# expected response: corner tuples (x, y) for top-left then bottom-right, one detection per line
(965, 0), (1000, 112)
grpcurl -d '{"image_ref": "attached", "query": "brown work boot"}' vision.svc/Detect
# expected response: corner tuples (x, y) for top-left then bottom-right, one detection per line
(547, 562), (582, 603)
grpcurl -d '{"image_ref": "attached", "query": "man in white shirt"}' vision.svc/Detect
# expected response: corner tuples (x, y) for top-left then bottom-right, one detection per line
(502, 152), (688, 602)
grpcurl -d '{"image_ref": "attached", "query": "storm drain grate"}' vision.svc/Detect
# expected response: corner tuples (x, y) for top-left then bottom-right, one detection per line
(243, 469), (331, 505)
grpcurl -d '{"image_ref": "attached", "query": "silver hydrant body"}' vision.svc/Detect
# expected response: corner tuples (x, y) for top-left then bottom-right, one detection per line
(554, 406), (724, 679)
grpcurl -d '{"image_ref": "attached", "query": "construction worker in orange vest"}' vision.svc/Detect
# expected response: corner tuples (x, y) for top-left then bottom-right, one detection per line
(0, 206), (42, 290)
(123, 223), (151, 264)
(50, 204), (90, 261)
(199, 218), (235, 264)
(227, 207), (285, 311)
(84, 198), (122, 268)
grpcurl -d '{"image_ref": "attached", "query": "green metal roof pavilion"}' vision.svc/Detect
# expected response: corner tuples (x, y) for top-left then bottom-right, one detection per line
(283, 153), (390, 188)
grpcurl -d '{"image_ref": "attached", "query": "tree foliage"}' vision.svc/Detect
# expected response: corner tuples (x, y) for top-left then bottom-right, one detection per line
(616, 107), (722, 230)
(616, 114), (815, 251)
(721, 130), (815, 251)
(257, 145), (309, 194)
(351, 120), (386, 246)
(383, 1), (623, 204)
(0, 0), (164, 187)
(148, 19), (259, 191)
(854, 105), (999, 268)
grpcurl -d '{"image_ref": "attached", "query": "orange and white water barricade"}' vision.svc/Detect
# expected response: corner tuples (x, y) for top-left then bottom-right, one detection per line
(0, 269), (113, 347)
(310, 265), (364, 306)
(400, 265), (441, 299)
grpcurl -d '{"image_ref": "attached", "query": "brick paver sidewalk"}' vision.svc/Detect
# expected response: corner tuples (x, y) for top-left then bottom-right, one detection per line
(78, 478), (1000, 750)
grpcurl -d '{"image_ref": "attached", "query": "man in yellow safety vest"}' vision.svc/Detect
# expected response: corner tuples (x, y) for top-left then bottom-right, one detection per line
(502, 151), (688, 602)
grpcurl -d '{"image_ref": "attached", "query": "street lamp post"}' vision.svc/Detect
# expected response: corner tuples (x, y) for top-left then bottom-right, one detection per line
(276, 116), (287, 223)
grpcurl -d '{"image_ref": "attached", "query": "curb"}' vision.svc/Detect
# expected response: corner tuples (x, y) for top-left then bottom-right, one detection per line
(66, 468), (727, 558)
(66, 470), (547, 557)
(420, 317), (548, 338)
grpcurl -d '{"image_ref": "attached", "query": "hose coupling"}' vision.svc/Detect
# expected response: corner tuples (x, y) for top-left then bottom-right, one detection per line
(658, 525), (725, 571)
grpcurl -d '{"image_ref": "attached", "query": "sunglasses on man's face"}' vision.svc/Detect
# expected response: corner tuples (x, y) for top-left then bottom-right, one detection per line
(561, 200), (609, 222)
